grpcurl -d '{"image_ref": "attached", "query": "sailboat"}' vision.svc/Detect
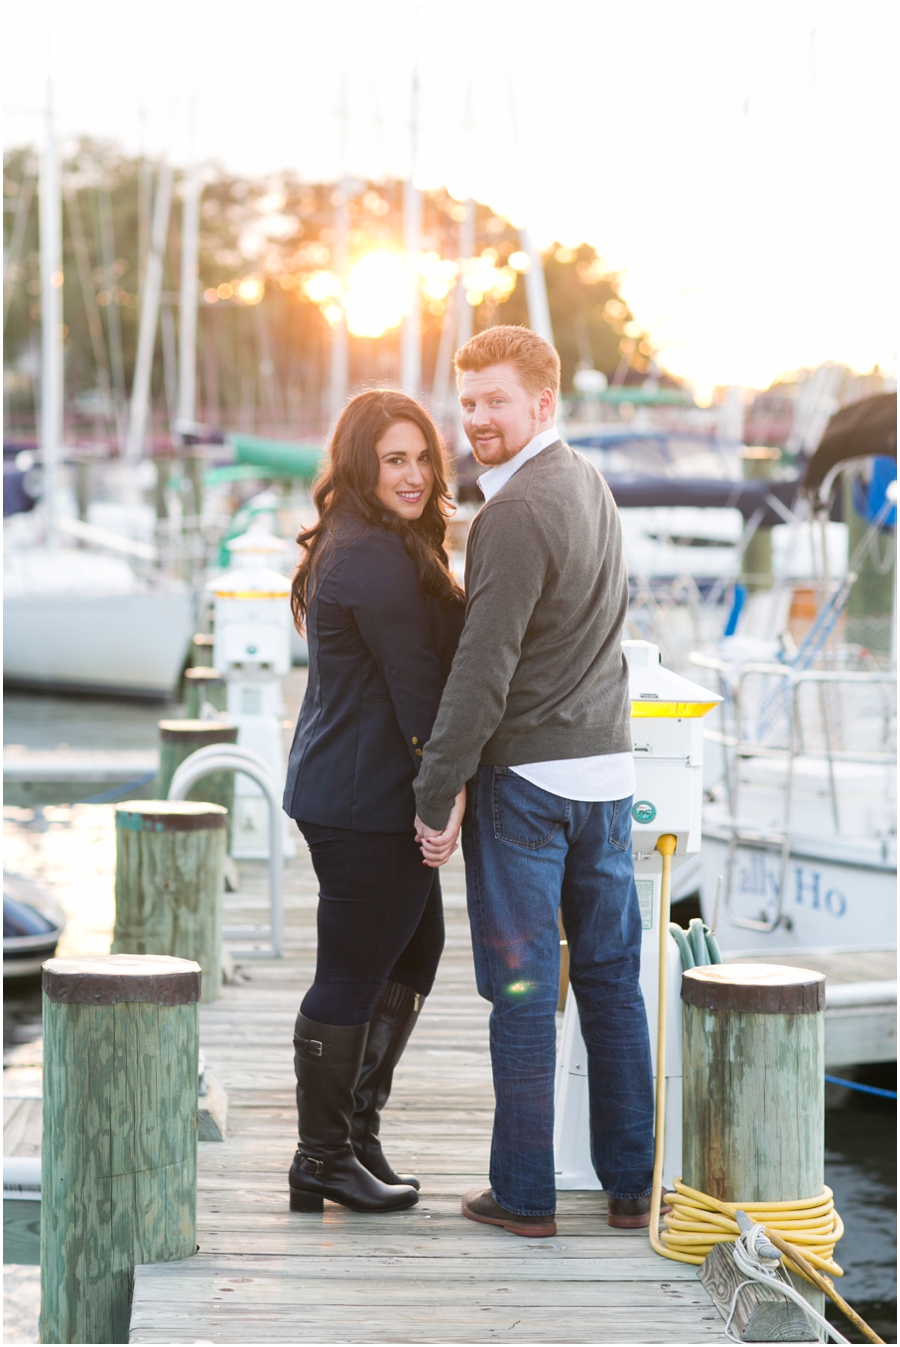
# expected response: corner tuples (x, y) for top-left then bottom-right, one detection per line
(3, 96), (194, 698)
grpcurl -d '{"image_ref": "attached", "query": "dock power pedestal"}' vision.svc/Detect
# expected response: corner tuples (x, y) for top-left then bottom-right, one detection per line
(207, 529), (295, 859)
(554, 639), (721, 1191)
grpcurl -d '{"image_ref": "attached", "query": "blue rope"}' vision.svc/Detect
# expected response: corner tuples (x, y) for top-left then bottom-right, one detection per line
(78, 771), (157, 805)
(824, 1074), (897, 1100)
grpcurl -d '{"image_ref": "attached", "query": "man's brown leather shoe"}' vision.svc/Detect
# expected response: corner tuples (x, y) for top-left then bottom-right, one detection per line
(607, 1194), (670, 1229)
(461, 1187), (557, 1238)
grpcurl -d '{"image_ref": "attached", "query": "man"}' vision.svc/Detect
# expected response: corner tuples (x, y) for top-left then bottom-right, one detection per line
(414, 326), (654, 1238)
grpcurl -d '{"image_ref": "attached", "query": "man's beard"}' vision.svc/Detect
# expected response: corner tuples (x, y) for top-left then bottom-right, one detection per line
(470, 430), (510, 466)
(469, 416), (539, 466)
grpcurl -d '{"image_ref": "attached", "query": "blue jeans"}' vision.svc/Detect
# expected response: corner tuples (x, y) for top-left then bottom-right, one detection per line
(462, 766), (655, 1217)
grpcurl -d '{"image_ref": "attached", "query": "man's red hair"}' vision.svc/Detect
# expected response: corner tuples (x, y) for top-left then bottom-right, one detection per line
(454, 325), (561, 402)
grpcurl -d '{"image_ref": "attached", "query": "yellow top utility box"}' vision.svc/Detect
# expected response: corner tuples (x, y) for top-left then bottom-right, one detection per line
(207, 531), (292, 677)
(623, 639), (722, 855)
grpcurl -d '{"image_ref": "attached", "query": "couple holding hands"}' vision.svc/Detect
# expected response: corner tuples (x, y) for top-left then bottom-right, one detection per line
(282, 326), (655, 1237)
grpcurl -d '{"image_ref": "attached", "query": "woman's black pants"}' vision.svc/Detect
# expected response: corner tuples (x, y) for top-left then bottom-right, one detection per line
(297, 821), (445, 1026)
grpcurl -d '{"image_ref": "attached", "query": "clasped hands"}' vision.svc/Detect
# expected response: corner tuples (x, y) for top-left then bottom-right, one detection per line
(414, 785), (466, 868)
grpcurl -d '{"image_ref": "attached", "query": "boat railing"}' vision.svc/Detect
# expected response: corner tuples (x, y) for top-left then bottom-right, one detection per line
(688, 653), (896, 933)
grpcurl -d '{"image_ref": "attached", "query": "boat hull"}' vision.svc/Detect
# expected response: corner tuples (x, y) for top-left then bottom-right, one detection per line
(700, 830), (896, 953)
(4, 591), (195, 698)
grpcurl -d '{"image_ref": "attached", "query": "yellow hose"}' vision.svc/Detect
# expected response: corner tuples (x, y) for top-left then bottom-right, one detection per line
(648, 833), (677, 1258)
(658, 1180), (844, 1276)
(647, 835), (844, 1280)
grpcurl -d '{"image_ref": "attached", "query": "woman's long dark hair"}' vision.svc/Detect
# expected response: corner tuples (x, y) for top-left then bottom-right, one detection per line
(291, 389), (464, 631)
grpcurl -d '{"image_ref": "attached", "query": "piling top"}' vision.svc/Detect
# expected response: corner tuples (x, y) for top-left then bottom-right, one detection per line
(158, 720), (238, 743)
(682, 962), (826, 1014)
(116, 800), (228, 831)
(184, 667), (224, 683)
(43, 954), (202, 1005)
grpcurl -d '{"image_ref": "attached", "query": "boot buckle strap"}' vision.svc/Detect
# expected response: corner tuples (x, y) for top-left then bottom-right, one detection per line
(298, 1153), (324, 1175)
(295, 1036), (324, 1057)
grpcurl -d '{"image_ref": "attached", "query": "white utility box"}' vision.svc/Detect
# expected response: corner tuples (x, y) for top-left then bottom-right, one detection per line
(206, 529), (295, 859)
(554, 639), (721, 1191)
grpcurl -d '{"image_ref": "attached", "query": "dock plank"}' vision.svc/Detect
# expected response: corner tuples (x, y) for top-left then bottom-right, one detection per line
(130, 844), (725, 1343)
(3, 1097), (42, 1157)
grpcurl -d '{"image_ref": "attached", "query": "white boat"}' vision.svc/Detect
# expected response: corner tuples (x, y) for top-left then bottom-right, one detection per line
(591, 385), (895, 966)
(4, 544), (194, 698)
(689, 392), (897, 957)
(696, 658), (895, 953)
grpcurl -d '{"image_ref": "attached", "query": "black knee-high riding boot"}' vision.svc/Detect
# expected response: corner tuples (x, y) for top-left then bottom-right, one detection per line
(288, 1013), (418, 1213)
(351, 981), (424, 1190)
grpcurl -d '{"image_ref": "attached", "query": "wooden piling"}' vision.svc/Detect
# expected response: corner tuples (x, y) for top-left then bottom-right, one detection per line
(155, 719), (237, 825)
(183, 667), (227, 719)
(40, 954), (200, 1345)
(191, 632), (216, 666)
(112, 801), (227, 1002)
(682, 962), (827, 1325)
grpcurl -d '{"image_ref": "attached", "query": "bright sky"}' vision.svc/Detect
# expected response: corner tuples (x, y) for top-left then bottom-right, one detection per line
(4, 0), (896, 396)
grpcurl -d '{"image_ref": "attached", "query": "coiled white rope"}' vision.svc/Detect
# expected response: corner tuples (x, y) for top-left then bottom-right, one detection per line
(724, 1214), (850, 1345)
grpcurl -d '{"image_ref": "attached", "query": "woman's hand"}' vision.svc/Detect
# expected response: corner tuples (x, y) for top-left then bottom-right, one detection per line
(415, 785), (466, 868)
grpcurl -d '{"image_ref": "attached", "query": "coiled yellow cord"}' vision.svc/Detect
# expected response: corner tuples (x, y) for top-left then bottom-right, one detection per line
(658, 1178), (844, 1277)
(646, 834), (844, 1281)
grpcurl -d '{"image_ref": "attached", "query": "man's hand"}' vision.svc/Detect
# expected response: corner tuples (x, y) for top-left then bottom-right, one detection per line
(415, 786), (466, 868)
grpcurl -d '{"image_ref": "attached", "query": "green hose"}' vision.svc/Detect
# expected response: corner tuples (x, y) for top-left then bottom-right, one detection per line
(668, 916), (722, 969)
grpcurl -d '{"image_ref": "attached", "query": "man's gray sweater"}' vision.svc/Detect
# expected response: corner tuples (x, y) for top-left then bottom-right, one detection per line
(414, 439), (631, 830)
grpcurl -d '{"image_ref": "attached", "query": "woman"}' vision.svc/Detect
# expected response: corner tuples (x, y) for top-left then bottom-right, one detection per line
(283, 389), (466, 1215)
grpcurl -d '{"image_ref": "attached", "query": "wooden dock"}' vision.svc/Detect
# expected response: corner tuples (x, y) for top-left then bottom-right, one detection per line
(129, 845), (727, 1344)
(4, 788), (893, 1342)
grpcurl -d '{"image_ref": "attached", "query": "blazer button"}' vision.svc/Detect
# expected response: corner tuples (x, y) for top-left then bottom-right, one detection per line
(411, 736), (418, 745)
(415, 748), (423, 757)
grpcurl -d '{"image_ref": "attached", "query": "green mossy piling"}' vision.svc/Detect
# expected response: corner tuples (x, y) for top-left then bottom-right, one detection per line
(113, 801), (227, 1002)
(40, 955), (200, 1344)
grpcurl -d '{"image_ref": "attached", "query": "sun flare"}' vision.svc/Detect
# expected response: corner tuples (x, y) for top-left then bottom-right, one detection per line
(343, 250), (415, 338)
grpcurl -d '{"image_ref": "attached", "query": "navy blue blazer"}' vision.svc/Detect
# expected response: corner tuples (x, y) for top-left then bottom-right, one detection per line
(283, 519), (464, 833)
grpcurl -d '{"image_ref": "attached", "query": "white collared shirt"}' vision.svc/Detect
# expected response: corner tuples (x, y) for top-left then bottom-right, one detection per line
(475, 423), (634, 803)
(477, 424), (561, 501)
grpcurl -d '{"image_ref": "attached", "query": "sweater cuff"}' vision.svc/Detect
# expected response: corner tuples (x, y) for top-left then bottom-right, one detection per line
(413, 783), (455, 832)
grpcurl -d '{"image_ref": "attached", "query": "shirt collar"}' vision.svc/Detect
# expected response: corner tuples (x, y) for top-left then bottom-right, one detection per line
(477, 425), (560, 502)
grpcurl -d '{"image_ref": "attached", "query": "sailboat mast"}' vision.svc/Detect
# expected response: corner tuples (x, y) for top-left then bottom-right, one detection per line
(450, 200), (476, 445)
(125, 161), (173, 461)
(39, 85), (63, 546)
(400, 64), (422, 396)
(328, 78), (350, 424)
(457, 201), (475, 349)
(177, 158), (201, 438)
(506, 79), (554, 347)
(520, 226), (553, 345)
(431, 199), (474, 431)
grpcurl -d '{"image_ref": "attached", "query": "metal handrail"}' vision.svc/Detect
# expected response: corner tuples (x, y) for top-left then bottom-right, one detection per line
(724, 666), (798, 932)
(737, 664), (895, 686)
(690, 651), (896, 687)
(717, 663), (896, 934)
(168, 744), (284, 958)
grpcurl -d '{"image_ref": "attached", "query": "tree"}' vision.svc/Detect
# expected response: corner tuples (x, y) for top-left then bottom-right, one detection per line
(4, 141), (662, 439)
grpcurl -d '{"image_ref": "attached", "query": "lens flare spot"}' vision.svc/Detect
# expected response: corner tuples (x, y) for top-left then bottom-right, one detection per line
(507, 980), (535, 998)
(344, 250), (415, 337)
(237, 276), (264, 304)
